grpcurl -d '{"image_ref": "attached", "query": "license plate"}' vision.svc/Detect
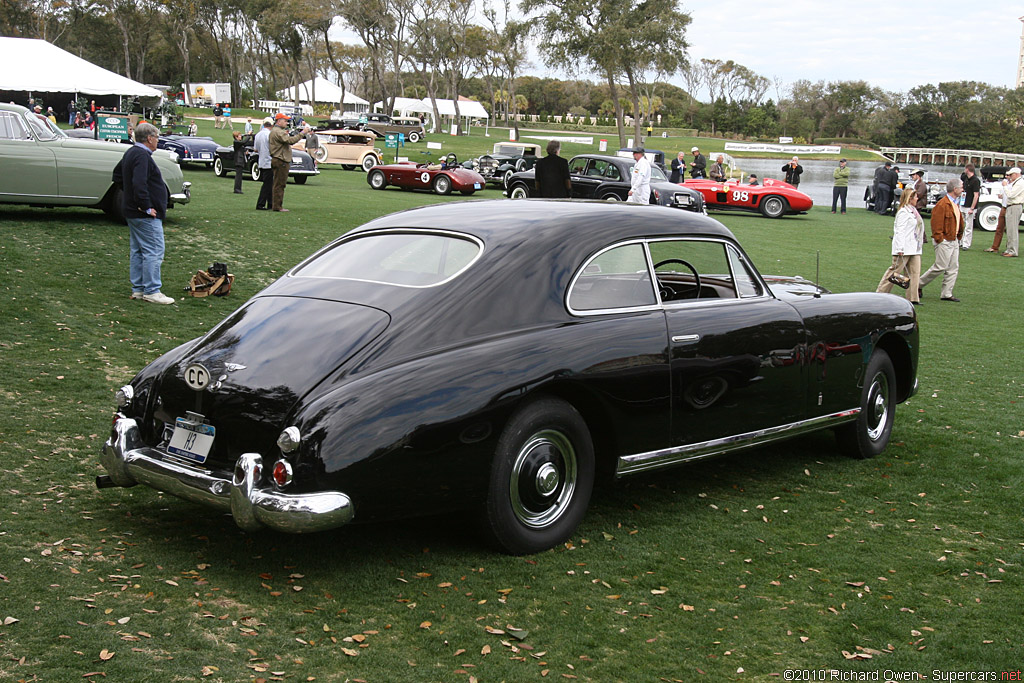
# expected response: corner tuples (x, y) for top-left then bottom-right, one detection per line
(474, 183), (481, 189)
(167, 418), (215, 464)
(200, 153), (212, 159)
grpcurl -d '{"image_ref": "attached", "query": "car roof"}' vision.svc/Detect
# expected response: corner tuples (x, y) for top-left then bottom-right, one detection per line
(269, 200), (737, 339)
(353, 198), (734, 245)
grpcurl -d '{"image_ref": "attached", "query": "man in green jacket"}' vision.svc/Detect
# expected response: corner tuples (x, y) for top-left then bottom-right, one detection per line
(832, 158), (850, 214)
(269, 113), (308, 212)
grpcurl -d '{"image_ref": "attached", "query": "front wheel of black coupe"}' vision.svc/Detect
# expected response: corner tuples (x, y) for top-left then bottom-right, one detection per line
(836, 349), (896, 459)
(483, 398), (594, 555)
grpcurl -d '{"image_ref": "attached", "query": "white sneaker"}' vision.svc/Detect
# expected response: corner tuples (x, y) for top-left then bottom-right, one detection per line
(142, 291), (175, 305)
(130, 291), (144, 300)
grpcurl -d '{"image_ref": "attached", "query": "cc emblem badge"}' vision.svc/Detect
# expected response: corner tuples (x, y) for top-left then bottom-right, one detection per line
(184, 364), (211, 391)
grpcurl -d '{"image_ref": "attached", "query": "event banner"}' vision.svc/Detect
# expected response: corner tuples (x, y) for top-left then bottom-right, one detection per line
(725, 142), (842, 154)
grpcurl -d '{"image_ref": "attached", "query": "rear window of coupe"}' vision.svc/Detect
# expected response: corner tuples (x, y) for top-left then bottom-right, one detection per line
(294, 231), (482, 287)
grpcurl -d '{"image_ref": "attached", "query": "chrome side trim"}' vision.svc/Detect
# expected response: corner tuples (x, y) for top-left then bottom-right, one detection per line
(616, 409), (861, 477)
(100, 418), (354, 533)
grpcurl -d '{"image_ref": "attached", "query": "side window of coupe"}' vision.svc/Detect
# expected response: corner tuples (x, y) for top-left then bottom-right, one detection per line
(568, 158), (588, 175)
(587, 160), (609, 177)
(647, 240), (740, 302)
(0, 112), (30, 140)
(726, 246), (764, 298)
(568, 243), (656, 312)
(603, 163), (621, 181)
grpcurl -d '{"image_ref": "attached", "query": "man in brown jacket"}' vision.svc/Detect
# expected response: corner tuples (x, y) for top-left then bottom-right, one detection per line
(269, 113), (308, 212)
(919, 177), (963, 302)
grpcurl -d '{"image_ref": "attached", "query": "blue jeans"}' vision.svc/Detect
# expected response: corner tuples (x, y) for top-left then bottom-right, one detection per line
(127, 216), (165, 294)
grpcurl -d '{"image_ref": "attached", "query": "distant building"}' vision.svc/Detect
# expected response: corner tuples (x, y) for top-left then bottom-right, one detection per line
(1018, 16), (1024, 88)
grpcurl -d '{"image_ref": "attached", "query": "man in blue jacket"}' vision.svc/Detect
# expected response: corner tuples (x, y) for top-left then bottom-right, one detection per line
(113, 122), (174, 304)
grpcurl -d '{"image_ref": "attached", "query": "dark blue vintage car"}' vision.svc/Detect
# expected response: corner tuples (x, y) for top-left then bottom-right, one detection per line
(212, 142), (318, 184)
(156, 134), (221, 167)
(99, 201), (918, 554)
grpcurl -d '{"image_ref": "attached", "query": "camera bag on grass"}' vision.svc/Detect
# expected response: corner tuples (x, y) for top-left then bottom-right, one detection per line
(185, 262), (234, 297)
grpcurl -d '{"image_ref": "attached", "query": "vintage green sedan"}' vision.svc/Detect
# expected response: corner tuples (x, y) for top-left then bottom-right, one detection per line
(0, 102), (191, 221)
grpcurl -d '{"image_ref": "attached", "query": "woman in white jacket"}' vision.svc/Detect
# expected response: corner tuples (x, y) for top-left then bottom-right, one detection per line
(876, 189), (925, 304)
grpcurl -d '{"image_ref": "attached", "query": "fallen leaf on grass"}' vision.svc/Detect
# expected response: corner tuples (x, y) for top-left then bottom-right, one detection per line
(3, 617), (19, 625)
(99, 649), (115, 661)
(481, 644), (491, 655)
(419, 621), (432, 629)
(341, 648), (359, 657)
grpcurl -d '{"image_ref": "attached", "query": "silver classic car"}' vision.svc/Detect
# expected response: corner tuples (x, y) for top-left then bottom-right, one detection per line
(0, 102), (190, 222)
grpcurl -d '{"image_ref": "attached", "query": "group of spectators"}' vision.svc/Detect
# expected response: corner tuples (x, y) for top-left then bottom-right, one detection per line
(110, 109), (313, 306)
(876, 162), (1021, 305)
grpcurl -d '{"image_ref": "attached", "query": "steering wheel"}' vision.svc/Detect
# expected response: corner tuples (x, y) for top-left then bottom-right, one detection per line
(443, 152), (458, 169)
(653, 258), (701, 300)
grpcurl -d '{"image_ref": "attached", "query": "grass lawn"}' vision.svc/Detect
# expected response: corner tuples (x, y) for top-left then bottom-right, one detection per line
(1, 127), (1022, 682)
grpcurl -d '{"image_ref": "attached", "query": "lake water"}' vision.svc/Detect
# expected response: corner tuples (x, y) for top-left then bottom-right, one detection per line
(732, 159), (960, 209)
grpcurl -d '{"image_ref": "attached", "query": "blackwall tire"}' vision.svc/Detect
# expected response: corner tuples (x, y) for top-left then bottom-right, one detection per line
(433, 174), (452, 195)
(483, 398), (594, 555)
(835, 349), (896, 459)
(368, 170), (386, 190)
(760, 195), (787, 218)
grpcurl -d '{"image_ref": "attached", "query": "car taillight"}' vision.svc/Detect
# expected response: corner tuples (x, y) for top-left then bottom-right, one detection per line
(272, 460), (293, 487)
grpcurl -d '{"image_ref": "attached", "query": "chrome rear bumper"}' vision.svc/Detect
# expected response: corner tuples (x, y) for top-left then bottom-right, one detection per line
(170, 181), (192, 206)
(100, 417), (353, 534)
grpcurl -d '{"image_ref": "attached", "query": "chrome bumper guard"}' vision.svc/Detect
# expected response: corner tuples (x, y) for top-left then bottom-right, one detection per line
(170, 181), (192, 206)
(100, 417), (353, 534)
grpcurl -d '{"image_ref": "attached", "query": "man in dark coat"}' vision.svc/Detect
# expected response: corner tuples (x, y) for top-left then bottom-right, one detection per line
(873, 161), (893, 214)
(534, 139), (572, 197)
(782, 156), (803, 187)
(112, 122), (173, 304)
(688, 146), (706, 179)
(231, 131), (248, 194)
(669, 151), (685, 183)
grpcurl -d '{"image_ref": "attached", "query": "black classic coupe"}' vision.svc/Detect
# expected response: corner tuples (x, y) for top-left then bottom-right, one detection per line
(99, 201), (918, 555)
(505, 153), (704, 212)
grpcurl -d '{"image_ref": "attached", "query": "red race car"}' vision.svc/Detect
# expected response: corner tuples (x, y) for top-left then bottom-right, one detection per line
(682, 177), (813, 218)
(367, 153), (486, 196)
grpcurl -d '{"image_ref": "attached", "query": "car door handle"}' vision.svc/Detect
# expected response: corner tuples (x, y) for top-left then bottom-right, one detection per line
(672, 334), (701, 344)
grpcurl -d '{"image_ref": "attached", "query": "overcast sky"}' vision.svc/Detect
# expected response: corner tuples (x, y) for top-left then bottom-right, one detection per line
(330, 3), (1023, 97)
(681, 2), (1023, 95)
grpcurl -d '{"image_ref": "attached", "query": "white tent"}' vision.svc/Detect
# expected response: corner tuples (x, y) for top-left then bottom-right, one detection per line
(0, 37), (161, 97)
(374, 97), (489, 120)
(277, 77), (369, 108)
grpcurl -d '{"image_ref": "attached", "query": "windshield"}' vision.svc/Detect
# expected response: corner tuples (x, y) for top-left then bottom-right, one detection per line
(25, 112), (63, 141)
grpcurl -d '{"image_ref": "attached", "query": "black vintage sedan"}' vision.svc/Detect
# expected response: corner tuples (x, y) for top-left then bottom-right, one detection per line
(212, 142), (319, 184)
(505, 153), (704, 212)
(156, 134), (221, 167)
(99, 201), (918, 555)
